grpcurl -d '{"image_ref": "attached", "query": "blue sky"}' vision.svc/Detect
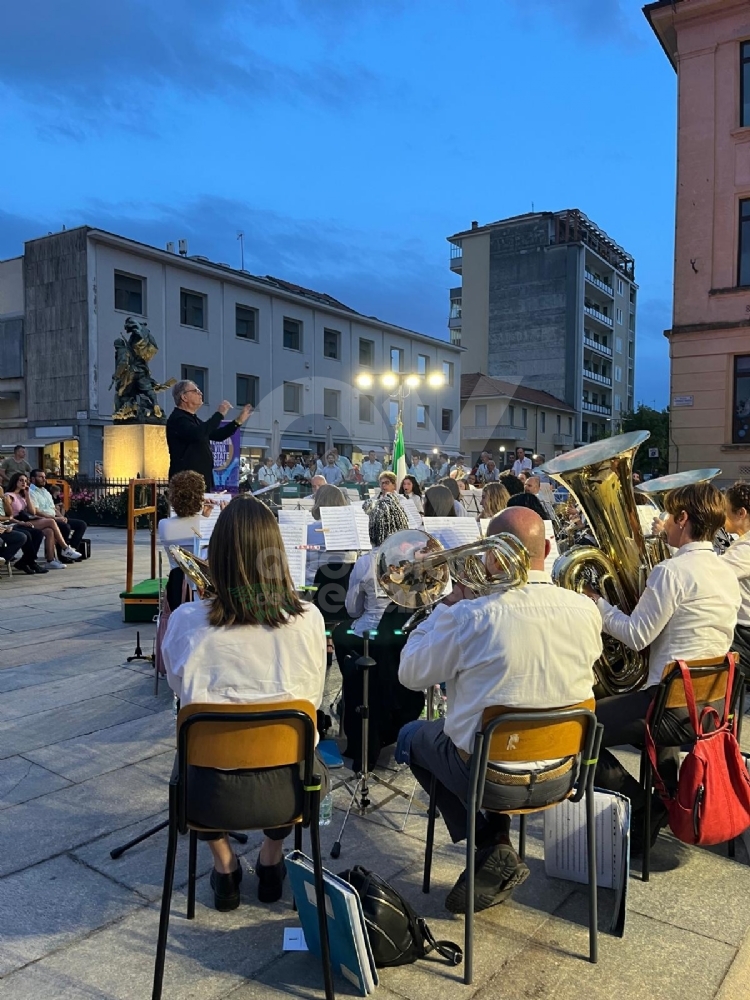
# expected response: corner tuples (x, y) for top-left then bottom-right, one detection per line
(0, 0), (675, 408)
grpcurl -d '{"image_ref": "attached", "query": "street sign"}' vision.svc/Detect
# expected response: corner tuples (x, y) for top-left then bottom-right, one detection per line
(672, 395), (694, 407)
(648, 448), (659, 459)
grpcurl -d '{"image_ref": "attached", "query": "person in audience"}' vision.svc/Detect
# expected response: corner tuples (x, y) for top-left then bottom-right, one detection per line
(507, 491), (551, 520)
(0, 489), (48, 574)
(162, 497), (328, 910)
(361, 450), (383, 483)
(398, 508), (601, 913)
(499, 472), (526, 498)
(304, 457), (320, 482)
(0, 445), (31, 488)
(257, 456), (281, 488)
(330, 448), (353, 479)
(3, 473), (80, 569)
(423, 484), (456, 518)
(321, 452), (344, 486)
(475, 451), (492, 481)
(305, 485), (356, 586)
(409, 453), (431, 486)
(440, 476), (470, 517)
(29, 470), (87, 560)
(399, 475), (423, 514)
(480, 482), (510, 521)
(721, 482), (750, 679)
(511, 447), (533, 477)
(282, 455), (306, 482)
(158, 471), (205, 570)
(481, 460), (500, 483)
(585, 483), (741, 852)
(0, 523), (29, 567)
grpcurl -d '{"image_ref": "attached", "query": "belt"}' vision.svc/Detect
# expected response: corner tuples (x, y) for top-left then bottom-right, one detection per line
(456, 749), (575, 786)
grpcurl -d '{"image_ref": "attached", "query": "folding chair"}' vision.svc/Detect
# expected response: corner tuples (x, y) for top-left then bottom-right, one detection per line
(152, 700), (334, 1000)
(639, 652), (743, 882)
(422, 700), (603, 985)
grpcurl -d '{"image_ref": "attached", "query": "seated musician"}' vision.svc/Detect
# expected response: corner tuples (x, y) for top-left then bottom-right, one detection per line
(398, 507), (602, 914)
(332, 493), (423, 768)
(162, 496), (328, 911)
(584, 483), (741, 851)
(722, 482), (750, 679)
(305, 485), (356, 587)
(158, 471), (205, 570)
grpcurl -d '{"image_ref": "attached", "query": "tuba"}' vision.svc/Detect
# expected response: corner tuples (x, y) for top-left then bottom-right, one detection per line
(635, 468), (721, 510)
(168, 545), (213, 599)
(542, 431), (657, 696)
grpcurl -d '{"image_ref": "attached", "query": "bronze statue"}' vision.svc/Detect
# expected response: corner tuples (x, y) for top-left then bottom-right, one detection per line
(110, 318), (175, 423)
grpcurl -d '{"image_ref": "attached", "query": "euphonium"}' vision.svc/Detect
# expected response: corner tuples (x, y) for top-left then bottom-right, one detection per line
(542, 431), (655, 696)
(168, 545), (213, 599)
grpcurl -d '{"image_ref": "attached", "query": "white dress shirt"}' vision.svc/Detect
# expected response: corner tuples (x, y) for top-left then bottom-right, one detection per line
(512, 458), (533, 476)
(162, 600), (326, 712)
(282, 463), (306, 482)
(598, 541), (741, 687)
(399, 571), (601, 755)
(305, 520), (357, 587)
(345, 550), (390, 637)
(158, 514), (202, 569)
(257, 465), (280, 487)
(361, 460), (383, 481)
(29, 485), (57, 516)
(454, 499), (470, 518)
(722, 531), (750, 627)
(401, 492), (424, 514)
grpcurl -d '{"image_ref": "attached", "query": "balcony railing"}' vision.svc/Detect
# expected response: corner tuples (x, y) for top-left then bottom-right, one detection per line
(449, 245), (463, 272)
(583, 334), (612, 357)
(448, 315), (462, 329)
(585, 270), (614, 296)
(582, 400), (612, 416)
(450, 328), (462, 347)
(462, 424), (526, 441)
(552, 433), (573, 446)
(584, 304), (613, 327)
(583, 368), (612, 387)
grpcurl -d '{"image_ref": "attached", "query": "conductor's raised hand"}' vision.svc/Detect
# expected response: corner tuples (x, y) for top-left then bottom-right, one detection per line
(217, 400), (232, 416)
(236, 404), (253, 425)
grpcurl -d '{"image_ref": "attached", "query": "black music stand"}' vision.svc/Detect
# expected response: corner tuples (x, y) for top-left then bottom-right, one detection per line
(330, 630), (413, 858)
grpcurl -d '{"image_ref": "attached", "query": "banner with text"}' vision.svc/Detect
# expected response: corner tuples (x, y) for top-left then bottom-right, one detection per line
(211, 422), (241, 494)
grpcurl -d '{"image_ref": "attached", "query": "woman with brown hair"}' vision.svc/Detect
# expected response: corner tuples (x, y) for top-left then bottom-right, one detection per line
(3, 472), (80, 569)
(162, 496), (327, 911)
(306, 484), (356, 587)
(722, 481), (750, 678)
(480, 482), (510, 521)
(158, 470), (205, 569)
(423, 484), (456, 518)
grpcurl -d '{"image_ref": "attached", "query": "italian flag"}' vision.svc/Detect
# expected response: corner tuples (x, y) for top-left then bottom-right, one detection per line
(393, 416), (407, 488)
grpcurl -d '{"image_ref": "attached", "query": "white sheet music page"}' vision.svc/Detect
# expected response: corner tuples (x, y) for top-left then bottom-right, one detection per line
(199, 493), (230, 540)
(479, 518), (492, 537)
(278, 521), (307, 590)
(543, 520), (559, 577)
(278, 509), (313, 526)
(422, 517), (480, 549)
(320, 507), (372, 551)
(397, 494), (423, 529)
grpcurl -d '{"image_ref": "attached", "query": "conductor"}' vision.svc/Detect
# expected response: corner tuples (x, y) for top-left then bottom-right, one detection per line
(167, 380), (253, 490)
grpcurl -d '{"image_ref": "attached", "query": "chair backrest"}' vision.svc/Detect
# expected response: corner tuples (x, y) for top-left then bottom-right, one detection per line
(481, 698), (596, 764)
(313, 561), (354, 620)
(177, 700), (317, 771)
(660, 654), (736, 711)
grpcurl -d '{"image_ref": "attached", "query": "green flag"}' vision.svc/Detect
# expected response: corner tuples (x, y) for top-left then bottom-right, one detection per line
(393, 416), (407, 487)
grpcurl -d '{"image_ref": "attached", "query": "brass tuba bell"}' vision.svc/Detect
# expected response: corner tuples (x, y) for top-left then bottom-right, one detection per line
(168, 545), (213, 599)
(635, 468), (721, 510)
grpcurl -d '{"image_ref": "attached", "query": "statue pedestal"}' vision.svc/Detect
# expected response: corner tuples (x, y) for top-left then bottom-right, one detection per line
(103, 424), (169, 480)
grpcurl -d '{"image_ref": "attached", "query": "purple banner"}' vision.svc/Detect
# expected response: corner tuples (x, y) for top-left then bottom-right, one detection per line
(211, 422), (241, 494)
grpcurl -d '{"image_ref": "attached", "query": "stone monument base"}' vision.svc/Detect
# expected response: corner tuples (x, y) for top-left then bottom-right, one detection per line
(103, 424), (169, 480)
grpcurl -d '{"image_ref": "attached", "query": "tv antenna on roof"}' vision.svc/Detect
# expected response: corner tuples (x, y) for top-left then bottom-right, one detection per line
(237, 231), (245, 270)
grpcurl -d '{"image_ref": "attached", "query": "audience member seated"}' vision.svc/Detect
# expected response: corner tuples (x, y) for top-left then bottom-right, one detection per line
(158, 471), (205, 570)
(3, 473), (80, 569)
(0, 491), (48, 574)
(162, 496), (328, 911)
(29, 470), (87, 561)
(305, 485), (356, 587)
(423, 484), (456, 518)
(0, 524), (28, 568)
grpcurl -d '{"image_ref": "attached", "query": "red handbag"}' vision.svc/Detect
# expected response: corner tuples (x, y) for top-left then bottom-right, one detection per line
(645, 656), (750, 846)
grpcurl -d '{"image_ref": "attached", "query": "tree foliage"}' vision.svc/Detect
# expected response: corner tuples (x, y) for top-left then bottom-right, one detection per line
(621, 405), (669, 477)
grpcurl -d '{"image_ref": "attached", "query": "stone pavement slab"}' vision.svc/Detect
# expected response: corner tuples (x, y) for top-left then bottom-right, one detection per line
(0, 755), (72, 809)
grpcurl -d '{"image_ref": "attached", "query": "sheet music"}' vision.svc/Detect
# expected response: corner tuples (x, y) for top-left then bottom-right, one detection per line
(346, 488), (362, 501)
(278, 509), (313, 525)
(320, 507), (372, 551)
(281, 497), (315, 511)
(397, 494), (423, 529)
(479, 518), (492, 537)
(637, 506), (661, 539)
(199, 492), (230, 540)
(460, 490), (482, 516)
(278, 521), (307, 590)
(544, 519), (559, 576)
(422, 517), (479, 549)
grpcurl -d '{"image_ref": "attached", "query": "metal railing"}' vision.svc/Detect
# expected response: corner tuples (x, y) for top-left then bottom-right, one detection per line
(584, 304), (613, 327)
(583, 369), (612, 387)
(462, 424), (526, 440)
(581, 400), (612, 416)
(584, 270), (614, 296)
(583, 334), (612, 357)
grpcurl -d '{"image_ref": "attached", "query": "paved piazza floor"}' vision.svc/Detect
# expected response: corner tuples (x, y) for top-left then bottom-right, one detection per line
(0, 527), (749, 999)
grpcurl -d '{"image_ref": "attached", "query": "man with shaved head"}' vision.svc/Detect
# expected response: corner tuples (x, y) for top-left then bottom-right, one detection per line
(398, 507), (602, 915)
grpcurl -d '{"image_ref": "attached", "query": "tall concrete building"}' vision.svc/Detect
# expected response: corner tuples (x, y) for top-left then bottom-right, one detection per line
(646, 0), (750, 482)
(448, 210), (637, 448)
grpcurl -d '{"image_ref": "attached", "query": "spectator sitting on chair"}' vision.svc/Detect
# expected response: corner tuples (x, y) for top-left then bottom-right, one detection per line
(0, 523), (30, 569)
(0, 489), (48, 574)
(29, 470), (88, 561)
(3, 473), (80, 569)
(158, 471), (205, 571)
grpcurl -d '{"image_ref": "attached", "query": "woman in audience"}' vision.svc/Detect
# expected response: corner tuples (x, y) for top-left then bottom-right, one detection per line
(3, 472), (79, 569)
(423, 484), (456, 518)
(722, 481), (750, 679)
(158, 471), (205, 569)
(162, 496), (328, 911)
(306, 485), (356, 587)
(439, 476), (470, 517)
(480, 482), (510, 521)
(399, 475), (423, 514)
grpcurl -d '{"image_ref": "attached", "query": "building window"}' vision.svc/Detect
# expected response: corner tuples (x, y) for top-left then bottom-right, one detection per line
(323, 388), (340, 418)
(508, 404), (515, 426)
(614, 394), (621, 412)
(739, 200), (750, 286)
(616, 307), (623, 325)
(615, 336), (623, 353)
(417, 354), (429, 375)
(617, 278), (624, 296)
(283, 381), (302, 413)
(391, 347), (404, 372)
(181, 365), (207, 399)
(180, 289), (206, 329)
(556, 414), (561, 433)
(742, 42), (750, 127)
(567, 417), (573, 434)
(522, 407), (528, 429)
(389, 400), (399, 425)
(441, 408), (453, 432)
(615, 365), (622, 382)
(359, 394), (374, 423)
(540, 411), (546, 433)
(359, 338), (374, 366)
(442, 360), (454, 386)
(235, 305), (258, 341)
(114, 272), (144, 314)
(323, 328), (341, 360)
(236, 374), (258, 407)
(733, 355), (750, 442)
(416, 404), (429, 428)
(475, 404), (487, 427)
(283, 317), (302, 351)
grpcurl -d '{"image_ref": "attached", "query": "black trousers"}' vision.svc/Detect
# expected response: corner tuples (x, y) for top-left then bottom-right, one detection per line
(12, 525), (44, 566)
(57, 518), (87, 550)
(595, 687), (694, 812)
(732, 624), (750, 682)
(0, 530), (27, 563)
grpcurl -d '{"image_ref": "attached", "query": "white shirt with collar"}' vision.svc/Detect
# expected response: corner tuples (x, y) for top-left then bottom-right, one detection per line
(361, 460), (383, 481)
(597, 541), (741, 688)
(322, 464), (344, 485)
(162, 600), (326, 711)
(722, 531), (750, 627)
(29, 484), (57, 517)
(410, 461), (430, 485)
(512, 457), (533, 476)
(345, 550), (390, 637)
(282, 463), (306, 482)
(257, 465), (279, 487)
(399, 570), (601, 754)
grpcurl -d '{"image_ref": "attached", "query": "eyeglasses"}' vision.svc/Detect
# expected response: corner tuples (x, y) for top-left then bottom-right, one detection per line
(183, 388), (203, 396)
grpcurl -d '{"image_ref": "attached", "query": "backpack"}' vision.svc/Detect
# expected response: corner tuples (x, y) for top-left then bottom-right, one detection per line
(645, 656), (750, 846)
(338, 865), (462, 968)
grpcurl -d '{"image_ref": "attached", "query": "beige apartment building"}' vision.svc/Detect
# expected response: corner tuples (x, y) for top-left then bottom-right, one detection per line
(461, 373), (576, 468)
(647, 0), (750, 480)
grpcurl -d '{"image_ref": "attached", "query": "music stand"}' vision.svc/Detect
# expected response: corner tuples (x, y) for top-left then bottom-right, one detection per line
(330, 630), (413, 859)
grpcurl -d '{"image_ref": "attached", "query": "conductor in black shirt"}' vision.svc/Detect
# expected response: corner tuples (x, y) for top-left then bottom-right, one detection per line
(166, 380), (253, 490)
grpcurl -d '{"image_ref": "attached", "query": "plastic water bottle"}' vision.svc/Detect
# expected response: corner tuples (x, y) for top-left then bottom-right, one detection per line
(319, 791), (333, 827)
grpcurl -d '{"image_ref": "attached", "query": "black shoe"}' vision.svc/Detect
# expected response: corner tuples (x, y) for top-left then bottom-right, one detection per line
(32, 563), (49, 574)
(17, 561), (35, 575)
(256, 855), (286, 903)
(209, 861), (242, 912)
(445, 844), (529, 914)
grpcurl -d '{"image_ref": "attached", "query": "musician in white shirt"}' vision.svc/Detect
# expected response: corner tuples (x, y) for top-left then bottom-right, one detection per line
(360, 451), (383, 482)
(721, 481), (750, 678)
(257, 457), (281, 488)
(399, 507), (602, 914)
(511, 447), (533, 477)
(586, 482), (741, 849)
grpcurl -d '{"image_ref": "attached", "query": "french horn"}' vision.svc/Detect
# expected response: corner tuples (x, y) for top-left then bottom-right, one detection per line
(168, 545), (212, 599)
